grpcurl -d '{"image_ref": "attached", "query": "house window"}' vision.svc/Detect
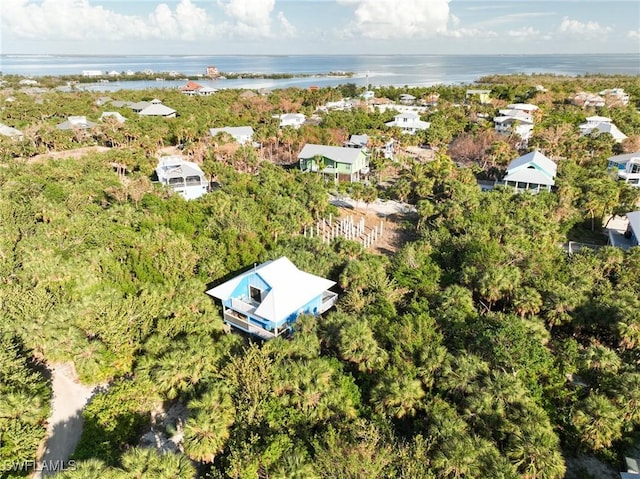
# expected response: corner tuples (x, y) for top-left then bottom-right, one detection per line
(185, 175), (202, 185)
(168, 177), (185, 186)
(249, 286), (262, 303)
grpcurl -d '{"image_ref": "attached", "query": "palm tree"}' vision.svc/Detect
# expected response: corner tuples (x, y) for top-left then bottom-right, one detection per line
(119, 447), (196, 479)
(371, 370), (425, 419)
(507, 423), (566, 479)
(573, 393), (624, 450)
(183, 387), (236, 463)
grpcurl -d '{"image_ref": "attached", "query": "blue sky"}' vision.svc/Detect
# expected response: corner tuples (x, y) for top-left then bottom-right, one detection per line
(2, 0), (639, 55)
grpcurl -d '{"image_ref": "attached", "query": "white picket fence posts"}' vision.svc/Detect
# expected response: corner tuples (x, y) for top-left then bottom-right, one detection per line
(303, 214), (385, 249)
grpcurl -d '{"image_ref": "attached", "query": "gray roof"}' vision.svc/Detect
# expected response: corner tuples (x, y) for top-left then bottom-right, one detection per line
(298, 143), (365, 165)
(156, 156), (205, 182)
(139, 104), (176, 116)
(608, 151), (640, 165)
(0, 123), (24, 138)
(110, 100), (134, 108)
(129, 101), (150, 111)
(209, 126), (254, 138)
(627, 211), (640, 241)
(57, 116), (97, 130)
(346, 134), (369, 147)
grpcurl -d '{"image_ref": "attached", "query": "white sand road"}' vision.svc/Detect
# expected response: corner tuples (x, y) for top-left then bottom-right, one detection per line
(34, 363), (97, 478)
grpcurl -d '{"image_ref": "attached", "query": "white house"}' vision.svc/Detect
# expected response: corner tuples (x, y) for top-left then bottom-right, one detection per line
(399, 93), (416, 104)
(275, 113), (306, 129)
(209, 126), (256, 146)
(599, 88), (630, 107)
(607, 152), (640, 187)
(155, 156), (208, 200)
(135, 99), (177, 118)
(494, 108), (535, 143)
(385, 112), (430, 134)
(579, 116), (627, 143)
(57, 116), (97, 130)
(82, 70), (102, 77)
(502, 150), (557, 193)
(361, 90), (375, 101)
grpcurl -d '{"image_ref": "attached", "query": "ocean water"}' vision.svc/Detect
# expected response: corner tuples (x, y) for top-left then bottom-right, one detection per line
(1, 54), (638, 91)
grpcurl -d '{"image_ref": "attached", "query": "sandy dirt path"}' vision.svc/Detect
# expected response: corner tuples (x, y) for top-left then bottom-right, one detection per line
(35, 363), (96, 478)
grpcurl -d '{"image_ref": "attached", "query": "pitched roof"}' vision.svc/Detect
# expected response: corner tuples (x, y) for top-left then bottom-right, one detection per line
(139, 104), (176, 116)
(156, 156), (205, 182)
(608, 152), (640, 165)
(298, 143), (365, 165)
(627, 211), (640, 241)
(181, 80), (204, 91)
(56, 116), (97, 130)
(507, 150), (557, 176)
(346, 134), (369, 147)
(206, 257), (335, 324)
(100, 111), (126, 123)
(209, 126), (254, 139)
(0, 123), (24, 138)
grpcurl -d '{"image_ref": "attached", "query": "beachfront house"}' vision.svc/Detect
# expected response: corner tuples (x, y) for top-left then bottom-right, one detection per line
(57, 116), (97, 130)
(385, 112), (430, 135)
(209, 126), (256, 146)
(130, 99), (177, 117)
(579, 116), (627, 143)
(502, 150), (557, 193)
(493, 108), (535, 144)
(155, 156), (208, 200)
(298, 143), (369, 183)
(181, 81), (204, 95)
(345, 134), (369, 149)
(599, 88), (630, 107)
(607, 152), (640, 187)
(275, 113), (306, 129)
(399, 93), (416, 105)
(181, 81), (217, 96)
(206, 256), (338, 339)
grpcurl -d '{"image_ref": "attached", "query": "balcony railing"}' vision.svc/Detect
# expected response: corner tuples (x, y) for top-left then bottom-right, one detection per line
(319, 291), (339, 313)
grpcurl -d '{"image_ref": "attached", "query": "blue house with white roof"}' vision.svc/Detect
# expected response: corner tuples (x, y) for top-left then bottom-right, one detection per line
(206, 257), (338, 339)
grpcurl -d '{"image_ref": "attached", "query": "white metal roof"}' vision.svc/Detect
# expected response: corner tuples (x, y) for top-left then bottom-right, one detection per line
(507, 151), (557, 176)
(156, 156), (205, 182)
(139, 104), (176, 116)
(206, 257), (335, 324)
(298, 143), (365, 165)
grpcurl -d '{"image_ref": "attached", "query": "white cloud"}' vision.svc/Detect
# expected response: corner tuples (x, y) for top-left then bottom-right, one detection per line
(1, 0), (213, 41)
(559, 17), (611, 37)
(508, 27), (540, 39)
(445, 28), (497, 39)
(218, 0), (276, 36)
(628, 30), (640, 40)
(277, 11), (297, 37)
(337, 0), (451, 39)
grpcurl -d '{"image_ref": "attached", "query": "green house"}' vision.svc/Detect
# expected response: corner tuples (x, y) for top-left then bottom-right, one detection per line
(298, 143), (369, 183)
